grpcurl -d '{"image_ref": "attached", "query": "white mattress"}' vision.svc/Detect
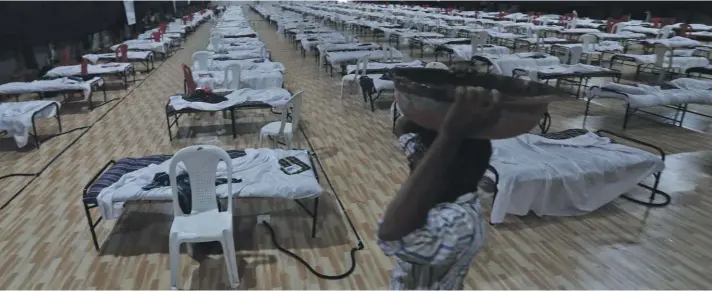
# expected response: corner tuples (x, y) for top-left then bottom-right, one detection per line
(345, 60), (424, 74)
(193, 68), (284, 90)
(642, 36), (700, 48)
(45, 63), (133, 78)
(556, 41), (624, 53)
(207, 42), (264, 52)
(169, 88), (291, 111)
(514, 63), (614, 75)
(210, 48), (267, 60)
(591, 31), (646, 40)
(0, 77), (101, 99)
(111, 40), (168, 54)
(317, 43), (379, 55)
(326, 49), (403, 65)
(447, 44), (510, 61)
(487, 132), (664, 224)
(83, 51), (152, 64)
(590, 79), (712, 108)
(518, 37), (569, 44)
(613, 53), (710, 70)
(0, 100), (60, 148)
(96, 148), (324, 220)
(477, 52), (561, 76)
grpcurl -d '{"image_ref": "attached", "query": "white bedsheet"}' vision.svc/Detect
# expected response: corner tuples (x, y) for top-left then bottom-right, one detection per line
(557, 41), (624, 53)
(514, 63), (613, 75)
(345, 60), (424, 74)
(83, 51), (152, 64)
(210, 48), (267, 60)
(45, 63), (132, 78)
(0, 100), (60, 148)
(326, 49), (403, 65)
(478, 52), (561, 76)
(110, 40), (168, 54)
(169, 88), (291, 111)
(193, 67), (284, 90)
(642, 36), (700, 48)
(0, 77), (100, 99)
(487, 132), (664, 224)
(590, 81), (712, 108)
(614, 53), (710, 70)
(96, 148), (323, 220)
(446, 44), (510, 61)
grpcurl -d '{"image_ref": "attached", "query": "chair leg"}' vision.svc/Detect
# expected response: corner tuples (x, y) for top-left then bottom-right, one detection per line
(169, 235), (181, 289)
(339, 80), (345, 99)
(286, 135), (293, 149)
(258, 134), (263, 148)
(222, 231), (240, 288)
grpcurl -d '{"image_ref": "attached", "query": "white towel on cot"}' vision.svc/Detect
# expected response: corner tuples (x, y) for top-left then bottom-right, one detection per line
(0, 101), (60, 148)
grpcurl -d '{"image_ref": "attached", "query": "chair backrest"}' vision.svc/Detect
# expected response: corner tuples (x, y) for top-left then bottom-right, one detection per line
(182, 64), (197, 94)
(209, 36), (223, 51)
(352, 54), (371, 82)
(566, 45), (583, 64)
(116, 44), (129, 62)
(425, 62), (449, 69)
(80, 58), (88, 75)
(169, 145), (233, 216)
(579, 34), (596, 52)
(152, 31), (162, 42)
(525, 26), (534, 38)
(611, 22), (625, 34)
(296, 23), (306, 35)
(658, 26), (673, 39)
(160, 22), (168, 34)
(277, 91), (304, 137)
(60, 47), (72, 66)
(566, 18), (578, 30)
(653, 43), (673, 77)
(471, 30), (488, 53)
(224, 64), (241, 89)
(192, 51), (211, 71)
(211, 32), (224, 39)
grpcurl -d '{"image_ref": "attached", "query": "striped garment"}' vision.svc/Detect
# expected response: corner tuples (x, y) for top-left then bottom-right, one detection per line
(378, 193), (486, 290)
(376, 134), (487, 290)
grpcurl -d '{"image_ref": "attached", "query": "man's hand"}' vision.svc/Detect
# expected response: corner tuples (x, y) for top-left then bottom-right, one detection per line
(440, 86), (500, 139)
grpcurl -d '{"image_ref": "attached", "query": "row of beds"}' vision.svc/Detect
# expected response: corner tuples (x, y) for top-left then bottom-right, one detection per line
(0, 11), (213, 150)
(263, 2), (712, 224)
(82, 5), (325, 251)
(322, 2), (712, 129)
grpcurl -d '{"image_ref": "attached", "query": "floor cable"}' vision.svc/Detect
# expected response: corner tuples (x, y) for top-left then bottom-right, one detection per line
(0, 60), (166, 211)
(252, 11), (364, 280)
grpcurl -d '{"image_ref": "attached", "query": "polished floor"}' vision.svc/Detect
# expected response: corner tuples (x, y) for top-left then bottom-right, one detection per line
(1, 8), (712, 289)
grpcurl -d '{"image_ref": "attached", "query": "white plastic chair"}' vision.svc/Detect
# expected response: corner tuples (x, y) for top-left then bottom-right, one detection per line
(578, 34), (598, 64)
(425, 62), (449, 69)
(168, 145), (239, 289)
(224, 64), (241, 90)
(259, 91), (304, 149)
(210, 36), (224, 52)
(657, 26), (673, 39)
(654, 43), (674, 81)
(566, 45), (583, 65)
(471, 30), (489, 54)
(192, 51), (211, 71)
(340, 54), (370, 99)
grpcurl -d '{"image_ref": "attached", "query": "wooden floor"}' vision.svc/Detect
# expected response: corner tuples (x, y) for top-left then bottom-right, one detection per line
(1, 8), (712, 289)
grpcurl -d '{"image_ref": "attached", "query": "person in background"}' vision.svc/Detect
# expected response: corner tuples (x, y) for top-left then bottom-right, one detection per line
(378, 86), (493, 290)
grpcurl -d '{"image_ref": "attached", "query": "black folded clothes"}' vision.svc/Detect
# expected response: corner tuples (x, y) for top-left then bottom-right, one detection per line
(142, 172), (242, 214)
(183, 89), (228, 104)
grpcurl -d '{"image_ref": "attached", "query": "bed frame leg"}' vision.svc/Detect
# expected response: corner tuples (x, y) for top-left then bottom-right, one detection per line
(311, 198), (319, 238)
(83, 202), (101, 251)
(623, 105), (632, 129)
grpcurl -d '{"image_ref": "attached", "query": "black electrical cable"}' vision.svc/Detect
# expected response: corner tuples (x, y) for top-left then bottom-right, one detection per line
(249, 10), (364, 280)
(0, 61), (165, 212)
(258, 126), (365, 280)
(0, 126), (89, 181)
